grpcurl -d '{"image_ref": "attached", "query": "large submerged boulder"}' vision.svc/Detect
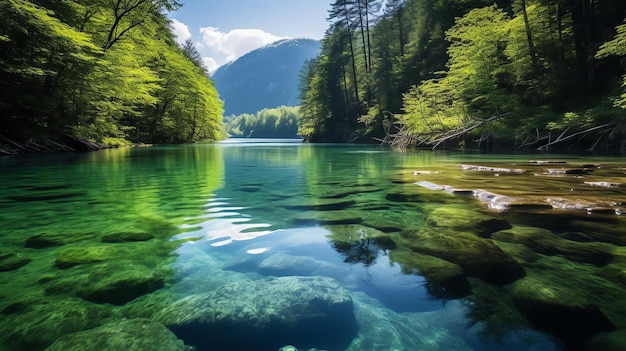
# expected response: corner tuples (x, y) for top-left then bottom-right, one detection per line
(155, 276), (357, 351)
(45, 318), (191, 351)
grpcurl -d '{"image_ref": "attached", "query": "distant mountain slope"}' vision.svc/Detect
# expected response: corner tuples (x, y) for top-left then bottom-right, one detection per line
(212, 38), (321, 116)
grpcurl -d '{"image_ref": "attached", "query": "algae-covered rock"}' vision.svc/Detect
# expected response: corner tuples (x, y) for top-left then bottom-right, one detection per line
(155, 276), (357, 351)
(44, 318), (191, 351)
(509, 276), (616, 343)
(44, 261), (171, 305)
(54, 245), (123, 268)
(389, 250), (471, 298)
(0, 250), (31, 271)
(25, 232), (100, 248)
(54, 241), (177, 269)
(598, 264), (626, 287)
(0, 297), (114, 350)
(586, 329), (626, 351)
(492, 226), (614, 266)
(426, 206), (511, 238)
(395, 228), (524, 284)
(569, 220), (626, 246)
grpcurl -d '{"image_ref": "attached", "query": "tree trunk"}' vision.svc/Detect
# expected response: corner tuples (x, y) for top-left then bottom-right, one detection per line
(520, 0), (538, 67)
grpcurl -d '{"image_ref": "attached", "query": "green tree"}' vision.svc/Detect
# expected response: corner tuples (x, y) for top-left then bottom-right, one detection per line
(0, 0), (224, 146)
(597, 19), (626, 108)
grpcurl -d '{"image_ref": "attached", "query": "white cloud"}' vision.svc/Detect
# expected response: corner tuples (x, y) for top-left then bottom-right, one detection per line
(203, 57), (218, 74)
(199, 27), (286, 63)
(170, 19), (191, 44)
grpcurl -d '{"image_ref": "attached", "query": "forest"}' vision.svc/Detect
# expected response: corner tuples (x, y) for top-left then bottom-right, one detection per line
(4, 1), (626, 152)
(224, 106), (300, 139)
(298, 0), (626, 151)
(0, 0), (225, 149)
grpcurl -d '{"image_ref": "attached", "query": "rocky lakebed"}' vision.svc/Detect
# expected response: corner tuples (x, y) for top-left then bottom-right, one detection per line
(1, 151), (626, 351)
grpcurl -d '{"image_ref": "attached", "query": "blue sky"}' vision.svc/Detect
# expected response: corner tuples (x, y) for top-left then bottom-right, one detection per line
(168, 1), (331, 72)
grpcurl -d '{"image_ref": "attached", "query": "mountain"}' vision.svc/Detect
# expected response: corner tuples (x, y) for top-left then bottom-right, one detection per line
(211, 38), (321, 116)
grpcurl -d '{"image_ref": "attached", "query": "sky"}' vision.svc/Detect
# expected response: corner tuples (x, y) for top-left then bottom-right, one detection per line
(168, 1), (332, 73)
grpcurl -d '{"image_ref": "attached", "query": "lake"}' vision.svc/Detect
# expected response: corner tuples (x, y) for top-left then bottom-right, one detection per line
(1, 139), (625, 351)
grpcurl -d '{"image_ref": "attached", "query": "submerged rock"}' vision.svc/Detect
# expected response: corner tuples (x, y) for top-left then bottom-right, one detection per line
(25, 232), (99, 248)
(347, 292), (473, 351)
(509, 276), (616, 344)
(53, 241), (177, 269)
(155, 276), (357, 351)
(390, 250), (471, 299)
(44, 261), (171, 305)
(45, 318), (191, 351)
(54, 245), (123, 268)
(395, 228), (525, 284)
(0, 250), (31, 271)
(492, 226), (614, 266)
(586, 329), (626, 351)
(425, 206), (511, 238)
(460, 164), (524, 173)
(1, 297), (113, 350)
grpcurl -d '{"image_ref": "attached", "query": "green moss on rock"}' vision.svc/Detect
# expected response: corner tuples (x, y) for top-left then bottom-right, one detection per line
(45, 318), (191, 351)
(394, 228), (525, 284)
(0, 250), (31, 271)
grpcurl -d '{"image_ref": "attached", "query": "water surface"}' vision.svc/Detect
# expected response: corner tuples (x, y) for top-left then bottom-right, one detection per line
(1, 139), (625, 351)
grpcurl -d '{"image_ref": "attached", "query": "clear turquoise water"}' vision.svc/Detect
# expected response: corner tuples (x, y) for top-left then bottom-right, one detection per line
(1, 139), (626, 351)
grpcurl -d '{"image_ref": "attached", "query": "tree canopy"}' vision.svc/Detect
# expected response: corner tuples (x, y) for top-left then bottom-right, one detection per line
(298, 0), (626, 151)
(0, 0), (225, 146)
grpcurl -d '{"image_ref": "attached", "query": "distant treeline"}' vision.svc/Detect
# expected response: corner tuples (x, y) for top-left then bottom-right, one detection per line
(224, 106), (300, 138)
(1, 0), (225, 146)
(299, 0), (626, 151)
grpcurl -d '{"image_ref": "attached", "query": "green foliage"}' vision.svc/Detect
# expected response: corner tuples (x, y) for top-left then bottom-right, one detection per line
(401, 79), (470, 135)
(225, 106), (300, 138)
(0, 0), (223, 145)
(546, 112), (593, 131)
(298, 0), (626, 148)
(597, 19), (626, 109)
(444, 5), (513, 115)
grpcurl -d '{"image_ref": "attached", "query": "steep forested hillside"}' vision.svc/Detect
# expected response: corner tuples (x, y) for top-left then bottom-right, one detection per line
(299, 0), (626, 151)
(212, 39), (321, 116)
(0, 0), (225, 148)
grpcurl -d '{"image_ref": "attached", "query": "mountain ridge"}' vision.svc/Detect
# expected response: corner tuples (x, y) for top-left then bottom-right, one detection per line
(212, 38), (321, 116)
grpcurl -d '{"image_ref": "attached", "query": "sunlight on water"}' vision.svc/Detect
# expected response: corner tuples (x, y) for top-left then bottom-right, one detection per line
(176, 197), (275, 246)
